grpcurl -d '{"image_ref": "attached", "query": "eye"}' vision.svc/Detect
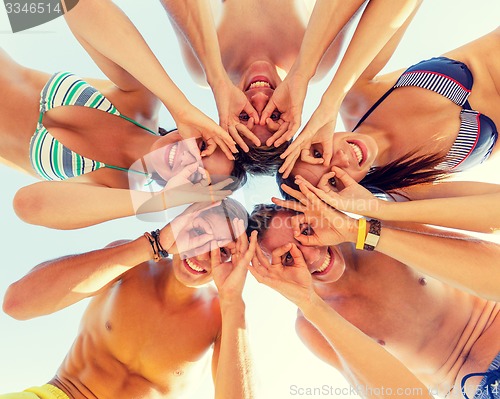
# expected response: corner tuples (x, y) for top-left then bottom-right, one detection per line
(270, 110), (281, 121)
(192, 227), (205, 236)
(220, 247), (231, 262)
(300, 224), (314, 236)
(328, 177), (337, 188)
(281, 251), (294, 267)
(313, 149), (322, 159)
(198, 140), (207, 152)
(239, 112), (250, 122)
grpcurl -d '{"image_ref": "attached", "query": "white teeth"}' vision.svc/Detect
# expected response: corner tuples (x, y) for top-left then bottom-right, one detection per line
(249, 81), (271, 89)
(349, 142), (363, 165)
(185, 258), (205, 272)
(168, 144), (177, 168)
(313, 252), (331, 274)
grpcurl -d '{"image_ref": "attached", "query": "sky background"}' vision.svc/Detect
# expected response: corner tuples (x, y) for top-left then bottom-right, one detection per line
(0, 1), (499, 398)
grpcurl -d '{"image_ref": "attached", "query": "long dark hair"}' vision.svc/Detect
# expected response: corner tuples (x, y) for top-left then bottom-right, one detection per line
(276, 151), (453, 200)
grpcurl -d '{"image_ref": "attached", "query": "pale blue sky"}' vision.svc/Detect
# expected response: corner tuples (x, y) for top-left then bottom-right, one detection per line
(0, 1), (499, 398)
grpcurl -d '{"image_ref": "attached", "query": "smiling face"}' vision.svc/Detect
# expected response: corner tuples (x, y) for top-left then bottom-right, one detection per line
(170, 202), (245, 287)
(148, 132), (234, 184)
(292, 131), (379, 191)
(259, 212), (346, 284)
(237, 61), (283, 145)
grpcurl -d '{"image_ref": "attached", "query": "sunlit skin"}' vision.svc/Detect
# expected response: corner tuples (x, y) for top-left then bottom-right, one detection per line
(259, 212), (346, 284)
(291, 131), (379, 190)
(147, 131), (234, 183)
(255, 210), (500, 398)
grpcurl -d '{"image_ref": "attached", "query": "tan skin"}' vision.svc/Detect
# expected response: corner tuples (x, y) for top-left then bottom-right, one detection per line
(162, 0), (354, 145)
(259, 213), (500, 398)
(292, 27), (500, 184)
(0, 50), (232, 189)
(50, 258), (222, 399)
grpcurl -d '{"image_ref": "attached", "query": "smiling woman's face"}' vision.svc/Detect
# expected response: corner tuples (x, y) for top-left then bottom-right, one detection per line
(147, 132), (234, 184)
(292, 131), (379, 190)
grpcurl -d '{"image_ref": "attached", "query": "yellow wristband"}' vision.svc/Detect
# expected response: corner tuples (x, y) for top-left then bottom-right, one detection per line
(356, 218), (367, 250)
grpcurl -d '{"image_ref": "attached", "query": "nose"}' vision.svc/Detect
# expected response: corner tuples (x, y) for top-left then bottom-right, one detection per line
(330, 149), (350, 169)
(298, 245), (321, 267)
(250, 92), (270, 114)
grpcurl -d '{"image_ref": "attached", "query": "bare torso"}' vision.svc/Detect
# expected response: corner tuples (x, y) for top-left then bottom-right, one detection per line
(298, 245), (500, 398)
(48, 261), (221, 399)
(341, 28), (500, 165)
(0, 50), (159, 185)
(171, 0), (349, 86)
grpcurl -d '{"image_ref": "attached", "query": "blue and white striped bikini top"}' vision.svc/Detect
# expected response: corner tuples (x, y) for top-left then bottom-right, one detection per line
(30, 72), (158, 181)
(353, 57), (498, 172)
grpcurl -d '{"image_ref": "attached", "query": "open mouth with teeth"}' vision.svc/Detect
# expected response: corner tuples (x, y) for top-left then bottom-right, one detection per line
(166, 143), (178, 169)
(311, 248), (334, 276)
(245, 77), (275, 91)
(183, 258), (207, 275)
(347, 141), (365, 166)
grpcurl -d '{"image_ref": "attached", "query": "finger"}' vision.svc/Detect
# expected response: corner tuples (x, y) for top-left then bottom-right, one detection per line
(254, 244), (271, 269)
(210, 247), (222, 269)
(330, 166), (358, 189)
(260, 99), (277, 126)
(280, 183), (307, 203)
(228, 125), (250, 152)
(279, 137), (303, 160)
(274, 121), (299, 147)
(270, 243), (292, 266)
(201, 138), (218, 158)
(236, 123), (261, 147)
(290, 215), (305, 238)
(243, 101), (260, 125)
(278, 150), (300, 178)
(265, 118), (281, 133)
(288, 244), (308, 268)
(266, 121), (290, 147)
(301, 148), (324, 165)
(316, 172), (338, 193)
(211, 137), (235, 160)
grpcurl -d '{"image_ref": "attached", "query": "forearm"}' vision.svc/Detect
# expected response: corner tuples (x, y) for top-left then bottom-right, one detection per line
(321, 0), (421, 108)
(379, 193), (500, 233)
(63, 0), (190, 112)
(376, 227), (500, 301)
(292, 0), (366, 80)
(299, 296), (432, 399)
(13, 182), (168, 230)
(161, 0), (226, 85)
(2, 237), (151, 320)
(214, 301), (254, 399)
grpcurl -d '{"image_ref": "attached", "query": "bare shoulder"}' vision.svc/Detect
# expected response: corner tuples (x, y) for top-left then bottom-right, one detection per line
(442, 26), (500, 65)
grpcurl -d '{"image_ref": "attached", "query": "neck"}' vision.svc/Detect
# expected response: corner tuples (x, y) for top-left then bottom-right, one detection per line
(355, 124), (394, 167)
(159, 262), (201, 307)
(121, 130), (160, 168)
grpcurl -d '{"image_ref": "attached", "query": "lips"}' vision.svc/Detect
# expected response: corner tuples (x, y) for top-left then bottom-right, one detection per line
(347, 140), (367, 166)
(245, 75), (275, 91)
(183, 258), (207, 275)
(311, 248), (334, 276)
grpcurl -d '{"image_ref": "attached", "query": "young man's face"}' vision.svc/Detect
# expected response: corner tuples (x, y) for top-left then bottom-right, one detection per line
(170, 205), (242, 287)
(259, 212), (347, 284)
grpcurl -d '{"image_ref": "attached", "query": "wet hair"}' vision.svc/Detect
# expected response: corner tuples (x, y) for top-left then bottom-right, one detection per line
(276, 151), (452, 200)
(235, 141), (291, 176)
(156, 127), (248, 190)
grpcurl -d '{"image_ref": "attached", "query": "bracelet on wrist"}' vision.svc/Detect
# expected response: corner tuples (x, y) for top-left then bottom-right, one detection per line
(355, 219), (382, 251)
(144, 229), (169, 262)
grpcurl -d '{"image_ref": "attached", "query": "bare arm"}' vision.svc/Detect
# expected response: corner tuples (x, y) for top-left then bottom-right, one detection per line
(13, 172), (231, 230)
(2, 238), (152, 320)
(211, 231), (255, 399)
(249, 240), (432, 399)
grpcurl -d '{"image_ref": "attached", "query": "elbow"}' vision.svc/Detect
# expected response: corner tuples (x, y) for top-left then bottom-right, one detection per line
(2, 283), (33, 321)
(13, 186), (45, 226)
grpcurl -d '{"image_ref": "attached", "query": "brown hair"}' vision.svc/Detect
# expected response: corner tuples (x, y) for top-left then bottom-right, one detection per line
(235, 141), (291, 176)
(247, 203), (297, 238)
(276, 151), (452, 200)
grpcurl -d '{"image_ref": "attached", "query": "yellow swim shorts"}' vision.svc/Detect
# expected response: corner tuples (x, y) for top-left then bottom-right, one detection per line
(0, 384), (69, 399)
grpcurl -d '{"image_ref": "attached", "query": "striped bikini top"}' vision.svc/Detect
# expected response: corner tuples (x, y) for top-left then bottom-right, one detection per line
(30, 72), (158, 181)
(352, 57), (498, 172)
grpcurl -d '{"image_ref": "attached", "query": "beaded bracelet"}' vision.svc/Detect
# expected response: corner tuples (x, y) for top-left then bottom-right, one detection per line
(144, 229), (169, 262)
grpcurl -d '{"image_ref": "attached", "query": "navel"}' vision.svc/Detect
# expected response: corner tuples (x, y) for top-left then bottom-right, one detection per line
(105, 321), (112, 331)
